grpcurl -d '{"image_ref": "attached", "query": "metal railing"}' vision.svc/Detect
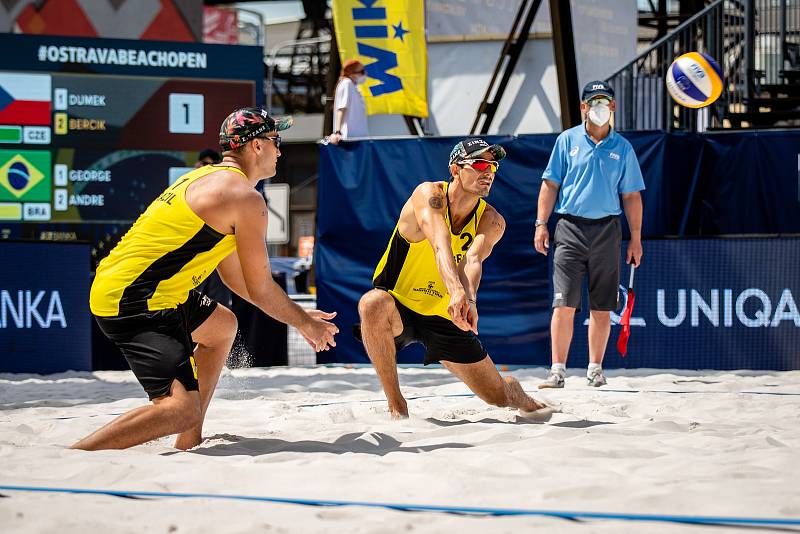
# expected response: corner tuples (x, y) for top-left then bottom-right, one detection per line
(608, 0), (800, 131)
(266, 36), (332, 114)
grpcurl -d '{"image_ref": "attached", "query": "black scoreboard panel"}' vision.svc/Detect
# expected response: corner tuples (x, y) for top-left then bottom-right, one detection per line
(0, 70), (255, 225)
(50, 148), (191, 222)
(49, 73), (255, 150)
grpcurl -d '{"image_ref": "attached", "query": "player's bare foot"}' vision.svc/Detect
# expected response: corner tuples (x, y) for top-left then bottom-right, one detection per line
(389, 401), (409, 419)
(519, 400), (559, 422)
(522, 397), (548, 412)
(174, 432), (202, 450)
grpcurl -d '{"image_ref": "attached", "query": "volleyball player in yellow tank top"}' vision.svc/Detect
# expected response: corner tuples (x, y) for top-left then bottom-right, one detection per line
(357, 139), (550, 420)
(73, 108), (339, 451)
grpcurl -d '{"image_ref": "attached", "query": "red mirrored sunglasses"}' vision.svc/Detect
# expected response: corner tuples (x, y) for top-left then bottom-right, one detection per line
(462, 159), (499, 173)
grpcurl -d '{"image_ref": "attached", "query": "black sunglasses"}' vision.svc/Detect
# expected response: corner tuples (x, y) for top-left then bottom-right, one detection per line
(257, 135), (281, 148)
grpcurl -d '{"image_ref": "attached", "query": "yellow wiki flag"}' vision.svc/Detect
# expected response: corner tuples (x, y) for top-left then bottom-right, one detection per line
(333, 0), (428, 118)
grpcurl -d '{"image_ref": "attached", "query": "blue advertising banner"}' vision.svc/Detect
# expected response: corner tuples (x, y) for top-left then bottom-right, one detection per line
(0, 242), (91, 373)
(569, 238), (800, 370)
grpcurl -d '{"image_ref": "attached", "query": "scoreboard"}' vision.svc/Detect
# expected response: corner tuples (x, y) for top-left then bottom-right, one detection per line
(1, 72), (254, 223)
(0, 34), (262, 235)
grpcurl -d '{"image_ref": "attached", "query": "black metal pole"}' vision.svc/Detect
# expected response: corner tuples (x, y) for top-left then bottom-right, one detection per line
(550, 0), (580, 129)
(471, 0), (542, 135)
(744, 0), (755, 108)
(780, 0), (787, 79)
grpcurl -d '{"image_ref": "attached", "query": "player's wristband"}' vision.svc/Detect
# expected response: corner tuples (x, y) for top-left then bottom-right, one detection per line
(535, 219), (547, 227)
(468, 298), (477, 305)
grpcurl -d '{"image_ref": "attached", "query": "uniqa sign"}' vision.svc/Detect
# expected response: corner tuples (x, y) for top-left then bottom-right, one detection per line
(657, 288), (800, 328)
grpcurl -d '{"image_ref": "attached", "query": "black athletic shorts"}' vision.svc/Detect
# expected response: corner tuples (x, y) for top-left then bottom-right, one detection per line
(552, 214), (621, 312)
(354, 294), (487, 365)
(95, 290), (218, 400)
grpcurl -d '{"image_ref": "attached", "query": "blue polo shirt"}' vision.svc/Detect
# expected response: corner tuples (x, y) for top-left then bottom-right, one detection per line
(542, 123), (645, 219)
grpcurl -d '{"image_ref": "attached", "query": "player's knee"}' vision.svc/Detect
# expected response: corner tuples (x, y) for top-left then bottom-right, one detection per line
(358, 290), (390, 320)
(174, 398), (202, 431)
(159, 389), (202, 432)
(203, 305), (237, 349)
(217, 305), (238, 342)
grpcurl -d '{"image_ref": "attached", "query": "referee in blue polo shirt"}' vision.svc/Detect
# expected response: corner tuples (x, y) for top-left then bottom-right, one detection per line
(534, 81), (645, 388)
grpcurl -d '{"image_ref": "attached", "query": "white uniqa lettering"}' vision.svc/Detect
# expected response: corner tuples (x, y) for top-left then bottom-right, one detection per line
(47, 291), (67, 328)
(736, 288), (771, 327)
(770, 289), (800, 327)
(657, 289), (686, 327)
(723, 289), (733, 327)
(25, 290), (46, 328)
(691, 289), (719, 326)
(1, 290), (24, 328)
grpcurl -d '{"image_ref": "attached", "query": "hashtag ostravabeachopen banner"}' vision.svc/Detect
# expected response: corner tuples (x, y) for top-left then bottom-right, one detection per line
(332, 0), (428, 118)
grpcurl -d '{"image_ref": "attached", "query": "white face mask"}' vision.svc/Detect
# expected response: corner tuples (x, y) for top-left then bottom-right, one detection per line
(588, 103), (611, 126)
(355, 74), (367, 85)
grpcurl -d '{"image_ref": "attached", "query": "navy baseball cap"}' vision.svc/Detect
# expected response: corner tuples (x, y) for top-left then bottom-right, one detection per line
(219, 107), (293, 151)
(449, 138), (506, 165)
(581, 81), (615, 102)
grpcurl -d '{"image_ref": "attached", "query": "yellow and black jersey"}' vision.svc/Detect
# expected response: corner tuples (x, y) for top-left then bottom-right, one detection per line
(90, 166), (243, 317)
(373, 182), (487, 320)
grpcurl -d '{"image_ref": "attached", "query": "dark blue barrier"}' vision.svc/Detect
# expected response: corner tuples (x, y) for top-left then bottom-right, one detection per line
(0, 242), (91, 373)
(316, 131), (800, 368)
(695, 131), (800, 234)
(569, 238), (800, 371)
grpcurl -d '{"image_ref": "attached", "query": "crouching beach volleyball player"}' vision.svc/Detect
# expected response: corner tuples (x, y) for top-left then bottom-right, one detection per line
(74, 108), (338, 451)
(355, 139), (551, 419)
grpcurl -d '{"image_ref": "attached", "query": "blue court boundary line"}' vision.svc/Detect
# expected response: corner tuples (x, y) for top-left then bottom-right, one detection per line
(0, 484), (798, 528)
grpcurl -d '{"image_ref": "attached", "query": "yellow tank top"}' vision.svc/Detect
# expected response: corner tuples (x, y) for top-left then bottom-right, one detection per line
(373, 182), (486, 319)
(90, 165), (243, 317)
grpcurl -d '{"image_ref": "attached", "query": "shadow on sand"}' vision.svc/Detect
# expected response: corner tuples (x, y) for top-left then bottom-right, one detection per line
(168, 432), (473, 457)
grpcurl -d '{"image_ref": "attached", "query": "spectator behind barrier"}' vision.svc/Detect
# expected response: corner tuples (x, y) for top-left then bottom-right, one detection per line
(328, 59), (369, 145)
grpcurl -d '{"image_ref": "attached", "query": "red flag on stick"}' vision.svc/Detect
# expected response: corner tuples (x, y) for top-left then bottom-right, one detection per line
(616, 263), (636, 357)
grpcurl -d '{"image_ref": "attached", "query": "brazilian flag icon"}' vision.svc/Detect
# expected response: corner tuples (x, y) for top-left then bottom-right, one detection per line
(0, 150), (51, 202)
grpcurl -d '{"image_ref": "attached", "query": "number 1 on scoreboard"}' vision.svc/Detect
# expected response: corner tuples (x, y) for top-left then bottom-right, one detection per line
(168, 93), (204, 134)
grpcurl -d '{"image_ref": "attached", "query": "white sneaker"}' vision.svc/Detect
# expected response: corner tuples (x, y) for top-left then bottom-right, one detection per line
(587, 367), (607, 387)
(538, 370), (565, 389)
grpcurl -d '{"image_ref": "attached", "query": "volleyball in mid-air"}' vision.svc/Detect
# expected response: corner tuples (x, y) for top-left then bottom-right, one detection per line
(666, 52), (723, 108)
